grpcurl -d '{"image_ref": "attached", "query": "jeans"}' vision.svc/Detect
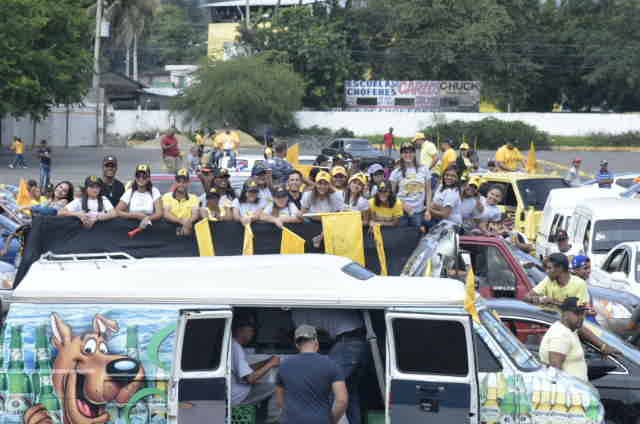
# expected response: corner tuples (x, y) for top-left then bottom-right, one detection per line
(329, 338), (370, 424)
(40, 164), (50, 189)
(163, 155), (182, 173)
(400, 211), (423, 228)
(11, 154), (26, 168)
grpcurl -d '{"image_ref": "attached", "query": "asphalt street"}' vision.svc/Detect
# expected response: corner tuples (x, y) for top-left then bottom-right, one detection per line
(0, 145), (636, 187)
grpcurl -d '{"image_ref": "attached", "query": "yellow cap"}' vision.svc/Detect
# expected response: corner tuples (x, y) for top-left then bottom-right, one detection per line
(348, 172), (367, 186)
(315, 171), (332, 183)
(246, 180), (259, 190)
(331, 166), (347, 177)
(412, 132), (426, 142)
(176, 168), (189, 178)
(264, 147), (273, 156)
(468, 176), (481, 187)
(460, 142), (470, 150)
(135, 164), (150, 174)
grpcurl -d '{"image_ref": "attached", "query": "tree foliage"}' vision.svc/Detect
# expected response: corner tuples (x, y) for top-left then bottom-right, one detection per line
(173, 56), (304, 131)
(0, 0), (92, 118)
(147, 4), (206, 65)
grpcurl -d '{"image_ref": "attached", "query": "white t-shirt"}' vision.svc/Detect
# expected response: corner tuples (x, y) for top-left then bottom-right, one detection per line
(231, 340), (252, 405)
(65, 197), (114, 216)
(264, 202), (300, 217)
(433, 187), (462, 224)
(259, 187), (273, 206)
(232, 198), (263, 217)
(460, 197), (480, 221)
(120, 187), (161, 215)
(539, 321), (587, 381)
(200, 193), (234, 208)
(476, 198), (502, 222)
(344, 195), (370, 212)
(300, 191), (344, 213)
(389, 166), (429, 213)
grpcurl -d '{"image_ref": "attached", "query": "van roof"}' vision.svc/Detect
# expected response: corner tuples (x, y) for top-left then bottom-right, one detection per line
(13, 254), (467, 308)
(545, 187), (619, 210)
(575, 198), (640, 219)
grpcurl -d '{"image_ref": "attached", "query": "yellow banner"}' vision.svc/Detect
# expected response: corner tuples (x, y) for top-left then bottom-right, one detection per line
(287, 143), (300, 165)
(526, 141), (537, 174)
(243, 224), (254, 255)
(464, 266), (480, 322)
(372, 224), (388, 276)
(280, 227), (306, 254)
(194, 219), (215, 256)
(321, 212), (365, 266)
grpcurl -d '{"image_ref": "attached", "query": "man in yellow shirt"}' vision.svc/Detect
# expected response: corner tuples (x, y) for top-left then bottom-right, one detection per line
(162, 168), (200, 236)
(437, 138), (457, 175)
(9, 137), (26, 169)
(495, 141), (525, 172)
(414, 132), (438, 170)
(213, 129), (241, 168)
(525, 253), (590, 307)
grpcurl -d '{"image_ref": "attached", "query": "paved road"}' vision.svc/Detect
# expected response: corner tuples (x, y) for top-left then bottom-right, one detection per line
(0, 146), (636, 187)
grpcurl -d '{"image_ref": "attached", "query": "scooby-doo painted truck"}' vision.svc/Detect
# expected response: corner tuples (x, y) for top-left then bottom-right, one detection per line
(2, 254), (605, 424)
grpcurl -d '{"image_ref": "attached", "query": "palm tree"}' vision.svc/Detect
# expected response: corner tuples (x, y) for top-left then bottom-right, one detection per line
(104, 0), (158, 80)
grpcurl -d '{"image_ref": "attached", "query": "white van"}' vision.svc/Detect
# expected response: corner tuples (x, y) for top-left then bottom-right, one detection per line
(568, 198), (640, 266)
(536, 187), (618, 259)
(3, 254), (604, 424)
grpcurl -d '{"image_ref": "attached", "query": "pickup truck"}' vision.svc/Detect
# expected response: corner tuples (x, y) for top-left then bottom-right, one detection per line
(590, 241), (640, 298)
(321, 138), (394, 169)
(402, 224), (640, 343)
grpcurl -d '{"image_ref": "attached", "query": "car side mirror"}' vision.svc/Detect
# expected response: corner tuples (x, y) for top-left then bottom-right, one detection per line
(587, 358), (617, 381)
(610, 271), (628, 283)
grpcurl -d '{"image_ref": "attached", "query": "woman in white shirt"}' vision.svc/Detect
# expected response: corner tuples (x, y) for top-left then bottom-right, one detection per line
(460, 178), (484, 229)
(476, 185), (504, 233)
(60, 176), (117, 228)
(343, 172), (370, 224)
(426, 166), (462, 228)
(389, 142), (431, 228)
(259, 185), (302, 229)
(232, 179), (264, 226)
(116, 164), (163, 230)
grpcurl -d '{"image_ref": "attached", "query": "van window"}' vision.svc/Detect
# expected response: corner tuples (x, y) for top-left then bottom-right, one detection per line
(603, 248), (626, 273)
(181, 318), (226, 372)
(474, 333), (502, 373)
(583, 220), (591, 253)
(592, 219), (640, 253)
(393, 318), (468, 376)
(517, 179), (569, 210)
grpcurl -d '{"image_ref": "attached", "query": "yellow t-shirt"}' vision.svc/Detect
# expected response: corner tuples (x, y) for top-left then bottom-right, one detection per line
(369, 198), (404, 221)
(539, 321), (587, 381)
(195, 134), (204, 146)
(203, 206), (229, 221)
(420, 141), (438, 168)
(495, 146), (524, 171)
(438, 148), (457, 175)
(13, 141), (24, 154)
(162, 193), (199, 220)
(532, 275), (590, 305)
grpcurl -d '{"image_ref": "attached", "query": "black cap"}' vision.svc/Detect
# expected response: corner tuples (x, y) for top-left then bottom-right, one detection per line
(548, 253), (569, 271)
(252, 164), (267, 176)
(175, 168), (190, 180)
(103, 155), (117, 165)
(206, 187), (221, 198)
(560, 297), (588, 313)
(273, 186), (288, 198)
(245, 179), (259, 192)
(400, 142), (415, 152)
(84, 175), (103, 188)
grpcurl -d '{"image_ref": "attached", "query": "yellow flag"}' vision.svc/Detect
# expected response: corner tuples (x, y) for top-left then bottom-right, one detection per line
(464, 266), (480, 322)
(16, 178), (32, 207)
(243, 224), (254, 255)
(424, 259), (432, 277)
(280, 227), (305, 254)
(321, 212), (365, 266)
(194, 218), (215, 256)
(286, 143), (300, 165)
(524, 207), (537, 242)
(372, 224), (388, 276)
(526, 141), (537, 174)
(295, 164), (313, 179)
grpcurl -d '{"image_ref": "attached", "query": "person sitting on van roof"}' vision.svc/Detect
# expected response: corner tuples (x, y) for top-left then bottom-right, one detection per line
(495, 141), (525, 172)
(597, 160), (613, 188)
(276, 324), (348, 424)
(162, 168), (200, 236)
(231, 316), (281, 420)
(524, 253), (590, 308)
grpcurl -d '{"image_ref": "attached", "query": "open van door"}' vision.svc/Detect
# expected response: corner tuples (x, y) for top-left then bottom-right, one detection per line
(170, 309), (232, 424)
(385, 311), (479, 424)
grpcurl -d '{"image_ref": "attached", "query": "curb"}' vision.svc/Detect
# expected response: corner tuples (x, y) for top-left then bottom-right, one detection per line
(550, 146), (640, 152)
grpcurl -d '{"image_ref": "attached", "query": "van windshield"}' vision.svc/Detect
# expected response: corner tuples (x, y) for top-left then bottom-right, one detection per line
(517, 179), (569, 210)
(592, 220), (640, 253)
(479, 309), (541, 371)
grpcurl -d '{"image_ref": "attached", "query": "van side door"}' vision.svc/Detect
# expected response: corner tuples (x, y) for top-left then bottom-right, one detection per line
(171, 309), (232, 424)
(385, 311), (479, 424)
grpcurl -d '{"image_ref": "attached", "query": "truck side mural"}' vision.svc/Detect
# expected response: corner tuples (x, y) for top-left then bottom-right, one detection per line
(0, 304), (178, 424)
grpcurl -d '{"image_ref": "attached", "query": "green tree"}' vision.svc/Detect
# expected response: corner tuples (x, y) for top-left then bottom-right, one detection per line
(0, 0), (92, 118)
(173, 56), (304, 132)
(147, 4), (206, 65)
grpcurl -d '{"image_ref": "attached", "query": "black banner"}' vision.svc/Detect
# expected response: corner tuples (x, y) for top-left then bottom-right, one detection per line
(17, 218), (423, 285)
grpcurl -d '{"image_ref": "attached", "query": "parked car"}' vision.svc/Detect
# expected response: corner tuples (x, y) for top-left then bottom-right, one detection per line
(402, 224), (640, 342)
(591, 241), (640, 297)
(321, 138), (394, 169)
(487, 298), (640, 424)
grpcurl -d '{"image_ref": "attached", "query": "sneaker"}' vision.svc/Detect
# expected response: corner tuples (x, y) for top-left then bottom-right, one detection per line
(8, 164), (13, 169)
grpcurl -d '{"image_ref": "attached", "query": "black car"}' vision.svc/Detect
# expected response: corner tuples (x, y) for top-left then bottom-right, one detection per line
(321, 138), (394, 169)
(487, 298), (640, 424)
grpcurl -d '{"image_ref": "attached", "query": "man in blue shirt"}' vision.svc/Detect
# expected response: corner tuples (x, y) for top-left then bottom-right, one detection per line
(596, 160), (613, 188)
(276, 325), (348, 424)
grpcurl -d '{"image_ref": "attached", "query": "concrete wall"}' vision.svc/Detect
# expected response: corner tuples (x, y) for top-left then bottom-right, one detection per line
(295, 111), (640, 137)
(105, 110), (197, 137)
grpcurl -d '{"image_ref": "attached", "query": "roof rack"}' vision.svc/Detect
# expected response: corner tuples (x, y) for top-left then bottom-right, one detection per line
(39, 252), (136, 269)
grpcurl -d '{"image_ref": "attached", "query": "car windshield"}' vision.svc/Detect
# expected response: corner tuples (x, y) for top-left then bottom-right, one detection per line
(479, 309), (541, 371)
(592, 220), (640, 253)
(517, 178), (570, 210)
(583, 321), (640, 365)
(345, 140), (370, 150)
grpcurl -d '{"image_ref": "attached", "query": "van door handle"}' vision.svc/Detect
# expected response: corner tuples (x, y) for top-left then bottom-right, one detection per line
(417, 385), (444, 394)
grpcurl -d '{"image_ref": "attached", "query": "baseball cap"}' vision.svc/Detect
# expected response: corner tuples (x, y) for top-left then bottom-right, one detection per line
(214, 168), (230, 178)
(349, 173), (367, 186)
(331, 166), (347, 177)
(571, 255), (590, 270)
(315, 171), (332, 184)
(367, 163), (385, 176)
(135, 164), (151, 175)
(84, 175), (103, 188)
(460, 142), (470, 150)
(400, 142), (415, 152)
(175, 168), (189, 179)
(560, 297), (588, 313)
(412, 132), (426, 142)
(468, 176), (481, 187)
(600, 160), (608, 166)
(252, 164), (267, 176)
(573, 157), (582, 164)
(556, 229), (569, 241)
(245, 179), (259, 192)
(103, 155), (117, 166)
(206, 187), (221, 198)
(294, 324), (317, 341)
(273, 185), (289, 198)
(334, 153), (346, 161)
(548, 252), (569, 270)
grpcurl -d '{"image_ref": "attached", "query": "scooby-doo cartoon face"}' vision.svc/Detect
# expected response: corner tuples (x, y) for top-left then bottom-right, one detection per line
(37, 313), (145, 424)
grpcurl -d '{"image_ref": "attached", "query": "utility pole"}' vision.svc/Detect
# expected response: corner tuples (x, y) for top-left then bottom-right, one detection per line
(93, 0), (104, 146)
(245, 0), (250, 26)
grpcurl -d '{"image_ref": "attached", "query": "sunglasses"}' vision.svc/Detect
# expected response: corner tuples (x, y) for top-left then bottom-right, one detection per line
(135, 172), (149, 179)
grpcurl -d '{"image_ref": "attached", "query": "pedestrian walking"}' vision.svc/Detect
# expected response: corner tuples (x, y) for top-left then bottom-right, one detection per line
(37, 139), (51, 188)
(9, 137), (26, 169)
(276, 324), (348, 424)
(160, 130), (182, 173)
(383, 127), (394, 157)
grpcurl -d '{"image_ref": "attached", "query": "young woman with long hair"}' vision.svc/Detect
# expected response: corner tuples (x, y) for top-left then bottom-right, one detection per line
(368, 180), (403, 228)
(199, 187), (232, 221)
(116, 164), (163, 230)
(60, 176), (116, 228)
(475, 185), (504, 233)
(389, 142), (431, 228)
(343, 173), (369, 223)
(232, 178), (264, 226)
(425, 166), (462, 228)
(259, 185), (302, 229)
